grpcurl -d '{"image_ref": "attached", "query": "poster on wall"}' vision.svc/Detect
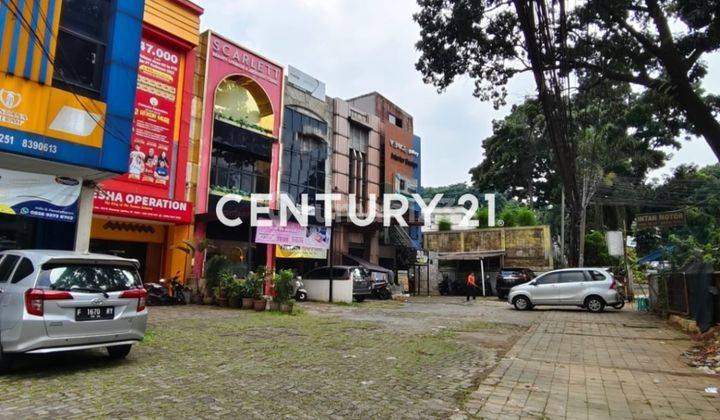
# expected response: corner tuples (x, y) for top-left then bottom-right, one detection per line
(125, 36), (181, 189)
(0, 168), (80, 223)
(255, 221), (331, 250)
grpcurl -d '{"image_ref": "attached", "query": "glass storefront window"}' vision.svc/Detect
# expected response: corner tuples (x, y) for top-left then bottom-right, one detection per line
(210, 145), (271, 196)
(280, 108), (328, 207)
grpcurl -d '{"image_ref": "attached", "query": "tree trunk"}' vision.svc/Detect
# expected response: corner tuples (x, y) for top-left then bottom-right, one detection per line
(578, 205), (586, 267)
(644, 0), (720, 161)
(513, 0), (581, 266)
(670, 81), (720, 161)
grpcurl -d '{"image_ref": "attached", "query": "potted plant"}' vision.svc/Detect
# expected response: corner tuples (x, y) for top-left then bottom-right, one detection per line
(216, 271), (234, 307)
(176, 239), (210, 303)
(203, 254), (229, 304)
(246, 270), (266, 311)
(228, 278), (244, 309)
(274, 269), (295, 314)
(240, 279), (254, 310)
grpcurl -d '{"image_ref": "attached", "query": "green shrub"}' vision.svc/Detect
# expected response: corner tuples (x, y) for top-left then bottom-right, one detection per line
(498, 203), (538, 227)
(204, 255), (229, 293)
(245, 269), (265, 299)
(583, 230), (619, 267)
(437, 217), (452, 231)
(273, 269), (295, 303)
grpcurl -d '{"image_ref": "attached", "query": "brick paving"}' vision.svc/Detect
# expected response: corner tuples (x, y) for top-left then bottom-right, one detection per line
(1, 298), (717, 418)
(466, 307), (720, 419)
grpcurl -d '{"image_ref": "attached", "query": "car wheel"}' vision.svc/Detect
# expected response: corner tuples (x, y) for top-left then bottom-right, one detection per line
(513, 295), (532, 310)
(585, 296), (606, 313)
(296, 291), (307, 302)
(107, 344), (132, 360)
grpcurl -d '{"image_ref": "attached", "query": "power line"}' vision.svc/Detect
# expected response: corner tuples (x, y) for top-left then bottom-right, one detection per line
(2, 0), (131, 145)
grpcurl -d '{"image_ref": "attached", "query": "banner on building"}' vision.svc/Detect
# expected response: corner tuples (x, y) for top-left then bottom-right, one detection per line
(124, 36), (182, 189)
(0, 168), (80, 222)
(275, 245), (327, 259)
(255, 221), (331, 250)
(93, 189), (192, 224)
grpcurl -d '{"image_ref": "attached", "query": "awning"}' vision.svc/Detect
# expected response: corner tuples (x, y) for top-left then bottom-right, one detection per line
(436, 250), (505, 261)
(343, 254), (393, 275)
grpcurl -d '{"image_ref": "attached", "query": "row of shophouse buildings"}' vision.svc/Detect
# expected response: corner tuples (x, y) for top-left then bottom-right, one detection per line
(0, 0), (423, 284)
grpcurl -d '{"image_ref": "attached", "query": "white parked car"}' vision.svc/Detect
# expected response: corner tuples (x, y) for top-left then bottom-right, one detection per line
(507, 268), (622, 313)
(0, 250), (148, 371)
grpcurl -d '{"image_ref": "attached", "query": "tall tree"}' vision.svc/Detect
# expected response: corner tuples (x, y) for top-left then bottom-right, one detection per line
(414, 0), (709, 264)
(569, 0), (720, 160)
(470, 100), (559, 208)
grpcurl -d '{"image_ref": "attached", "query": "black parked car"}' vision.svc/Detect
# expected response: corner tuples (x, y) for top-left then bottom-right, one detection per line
(495, 267), (536, 299)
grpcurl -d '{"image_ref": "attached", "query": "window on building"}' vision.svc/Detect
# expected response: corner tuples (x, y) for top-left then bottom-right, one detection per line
(280, 108), (328, 209)
(349, 123), (369, 152)
(53, 0), (111, 98)
(348, 122), (369, 210)
(210, 145), (270, 196)
(388, 113), (403, 128)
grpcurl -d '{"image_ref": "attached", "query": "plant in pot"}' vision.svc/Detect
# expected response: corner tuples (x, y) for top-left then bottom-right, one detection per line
(203, 254), (229, 305)
(227, 278), (244, 309)
(246, 270), (266, 311)
(176, 239), (210, 303)
(216, 271), (234, 307)
(274, 269), (295, 314)
(240, 278), (254, 310)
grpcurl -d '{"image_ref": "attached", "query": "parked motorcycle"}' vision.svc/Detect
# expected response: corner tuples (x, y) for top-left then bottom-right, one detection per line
(293, 277), (308, 301)
(370, 278), (392, 300)
(145, 281), (171, 306)
(612, 275), (626, 310)
(145, 272), (188, 305)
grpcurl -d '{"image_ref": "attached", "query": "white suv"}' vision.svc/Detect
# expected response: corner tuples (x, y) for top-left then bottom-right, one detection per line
(507, 268), (621, 313)
(0, 250), (148, 371)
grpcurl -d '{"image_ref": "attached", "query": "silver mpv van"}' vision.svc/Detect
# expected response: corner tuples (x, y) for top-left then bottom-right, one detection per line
(507, 268), (621, 313)
(0, 250), (148, 370)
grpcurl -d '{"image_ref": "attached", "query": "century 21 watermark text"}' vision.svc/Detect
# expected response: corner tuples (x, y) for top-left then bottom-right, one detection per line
(216, 193), (497, 228)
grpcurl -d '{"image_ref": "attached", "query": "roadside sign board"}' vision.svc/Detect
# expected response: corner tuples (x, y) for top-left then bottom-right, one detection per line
(606, 231), (624, 257)
(635, 210), (686, 230)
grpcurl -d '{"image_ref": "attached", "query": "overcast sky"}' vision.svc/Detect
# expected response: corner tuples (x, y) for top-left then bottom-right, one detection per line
(198, 0), (719, 187)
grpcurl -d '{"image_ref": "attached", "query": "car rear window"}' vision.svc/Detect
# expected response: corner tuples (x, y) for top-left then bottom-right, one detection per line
(11, 258), (34, 283)
(0, 254), (20, 283)
(589, 270), (607, 281)
(501, 270), (524, 276)
(37, 264), (142, 292)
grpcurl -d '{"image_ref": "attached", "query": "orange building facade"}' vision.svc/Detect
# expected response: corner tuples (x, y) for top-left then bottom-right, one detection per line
(90, 0), (203, 284)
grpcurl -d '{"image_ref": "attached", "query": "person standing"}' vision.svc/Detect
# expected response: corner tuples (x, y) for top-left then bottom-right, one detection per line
(466, 272), (477, 301)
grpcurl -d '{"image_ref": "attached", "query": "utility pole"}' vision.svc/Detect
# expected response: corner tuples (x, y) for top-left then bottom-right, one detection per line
(560, 188), (565, 267)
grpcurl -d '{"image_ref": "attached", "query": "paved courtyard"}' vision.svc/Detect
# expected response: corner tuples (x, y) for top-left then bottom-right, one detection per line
(0, 297), (718, 418)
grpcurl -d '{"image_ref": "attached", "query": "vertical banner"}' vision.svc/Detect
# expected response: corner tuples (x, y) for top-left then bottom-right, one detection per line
(125, 36), (181, 189)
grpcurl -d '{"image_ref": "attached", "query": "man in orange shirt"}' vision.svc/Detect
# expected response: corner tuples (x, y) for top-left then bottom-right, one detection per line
(466, 272), (477, 301)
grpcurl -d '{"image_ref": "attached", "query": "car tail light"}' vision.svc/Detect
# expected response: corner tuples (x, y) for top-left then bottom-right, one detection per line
(121, 288), (148, 312)
(25, 289), (73, 317)
(610, 278), (617, 290)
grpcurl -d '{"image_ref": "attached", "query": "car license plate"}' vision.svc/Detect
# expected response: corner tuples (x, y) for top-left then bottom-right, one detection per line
(75, 306), (115, 321)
